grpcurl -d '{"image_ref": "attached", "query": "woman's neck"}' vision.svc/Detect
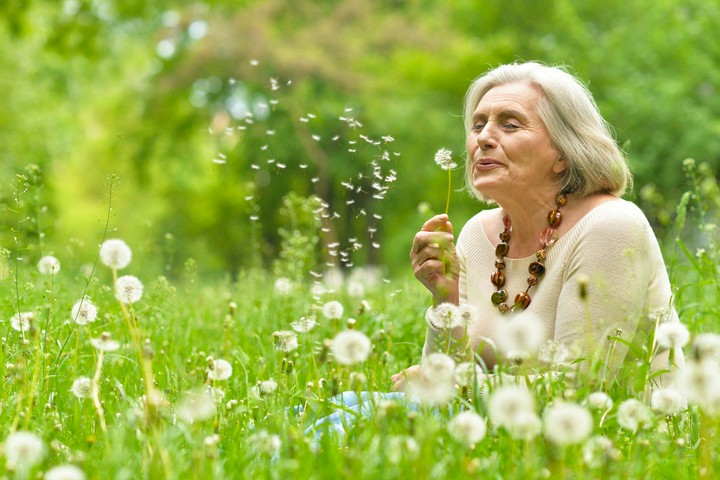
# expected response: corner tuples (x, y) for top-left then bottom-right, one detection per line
(498, 192), (561, 258)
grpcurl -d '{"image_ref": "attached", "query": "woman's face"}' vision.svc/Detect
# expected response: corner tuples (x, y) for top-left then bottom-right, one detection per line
(466, 81), (565, 201)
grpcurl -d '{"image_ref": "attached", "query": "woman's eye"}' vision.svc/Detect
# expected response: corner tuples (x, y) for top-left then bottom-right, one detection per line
(472, 123), (485, 131)
(504, 123), (519, 130)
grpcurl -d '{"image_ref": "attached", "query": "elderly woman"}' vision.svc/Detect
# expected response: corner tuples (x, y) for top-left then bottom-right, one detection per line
(393, 62), (682, 390)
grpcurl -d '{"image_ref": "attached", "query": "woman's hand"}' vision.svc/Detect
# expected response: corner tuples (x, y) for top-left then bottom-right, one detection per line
(410, 214), (460, 304)
(391, 365), (423, 392)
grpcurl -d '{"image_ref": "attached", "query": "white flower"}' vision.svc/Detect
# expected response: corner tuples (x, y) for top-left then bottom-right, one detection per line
(90, 332), (120, 352)
(71, 377), (92, 399)
(495, 313), (547, 360)
(693, 333), (720, 361)
(207, 359), (232, 381)
(45, 464), (86, 480)
(583, 435), (620, 468)
(272, 330), (298, 352)
(331, 330), (372, 365)
(99, 239), (132, 269)
(655, 322), (690, 349)
(427, 303), (461, 329)
(115, 275), (144, 304)
(37, 255), (60, 275)
(543, 401), (593, 446)
(676, 358), (720, 413)
(457, 304), (479, 328)
(3, 431), (46, 470)
(422, 353), (456, 383)
(586, 391), (613, 411)
(322, 300), (344, 320)
(248, 430), (281, 457)
(506, 410), (542, 441)
(71, 297), (97, 325)
(10, 312), (34, 332)
(434, 148), (456, 170)
(448, 410), (487, 446)
(488, 385), (536, 431)
(454, 362), (485, 389)
(651, 388), (686, 415)
(177, 389), (217, 423)
(274, 277), (293, 295)
(290, 315), (317, 333)
(616, 398), (652, 432)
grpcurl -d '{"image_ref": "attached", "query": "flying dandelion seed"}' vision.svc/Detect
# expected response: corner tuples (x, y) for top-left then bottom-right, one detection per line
(207, 359), (233, 381)
(331, 330), (372, 365)
(115, 275), (144, 304)
(290, 315), (317, 333)
(3, 431), (46, 471)
(71, 297), (97, 325)
(37, 255), (60, 275)
(448, 410), (487, 446)
(543, 401), (593, 446)
(99, 239), (132, 270)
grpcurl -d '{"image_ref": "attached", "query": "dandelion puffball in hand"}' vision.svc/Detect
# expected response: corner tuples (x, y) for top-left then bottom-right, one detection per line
(434, 148), (456, 215)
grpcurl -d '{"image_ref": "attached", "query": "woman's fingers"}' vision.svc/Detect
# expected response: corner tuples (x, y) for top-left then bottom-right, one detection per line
(391, 365), (423, 392)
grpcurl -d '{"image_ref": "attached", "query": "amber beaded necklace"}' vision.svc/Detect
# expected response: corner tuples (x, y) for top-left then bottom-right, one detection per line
(491, 192), (567, 312)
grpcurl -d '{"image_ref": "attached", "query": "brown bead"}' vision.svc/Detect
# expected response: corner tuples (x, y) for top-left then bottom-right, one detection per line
(502, 215), (512, 229)
(529, 262), (546, 277)
(491, 271), (506, 288)
(514, 292), (531, 309)
(540, 227), (558, 248)
(556, 193), (568, 206)
(547, 209), (563, 228)
(536, 249), (547, 261)
(499, 231), (511, 242)
(498, 303), (512, 313)
(527, 275), (539, 286)
(496, 242), (509, 257)
(491, 289), (508, 305)
(495, 259), (506, 270)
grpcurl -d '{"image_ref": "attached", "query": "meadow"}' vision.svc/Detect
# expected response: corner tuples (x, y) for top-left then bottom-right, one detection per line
(1, 155), (720, 480)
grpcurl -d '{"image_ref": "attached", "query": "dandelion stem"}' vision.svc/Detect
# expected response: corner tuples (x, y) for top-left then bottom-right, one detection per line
(445, 169), (452, 216)
(91, 349), (108, 432)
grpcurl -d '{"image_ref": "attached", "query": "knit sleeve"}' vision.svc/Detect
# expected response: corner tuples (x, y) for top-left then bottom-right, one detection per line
(553, 202), (667, 371)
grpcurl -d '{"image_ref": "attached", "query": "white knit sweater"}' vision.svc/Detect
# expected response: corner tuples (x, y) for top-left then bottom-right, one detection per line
(423, 199), (681, 373)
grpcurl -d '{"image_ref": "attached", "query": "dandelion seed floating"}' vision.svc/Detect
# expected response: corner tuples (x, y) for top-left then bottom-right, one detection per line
(434, 148), (456, 216)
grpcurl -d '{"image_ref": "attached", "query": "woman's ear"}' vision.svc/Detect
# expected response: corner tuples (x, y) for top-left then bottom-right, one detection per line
(553, 156), (567, 174)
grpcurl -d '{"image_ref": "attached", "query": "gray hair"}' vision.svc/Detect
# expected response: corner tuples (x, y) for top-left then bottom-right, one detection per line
(463, 62), (631, 201)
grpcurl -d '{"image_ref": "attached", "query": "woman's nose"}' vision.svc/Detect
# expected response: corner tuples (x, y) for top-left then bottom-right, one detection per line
(476, 124), (497, 150)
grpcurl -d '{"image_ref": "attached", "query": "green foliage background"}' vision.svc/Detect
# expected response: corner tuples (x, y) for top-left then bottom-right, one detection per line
(2, 0), (719, 278)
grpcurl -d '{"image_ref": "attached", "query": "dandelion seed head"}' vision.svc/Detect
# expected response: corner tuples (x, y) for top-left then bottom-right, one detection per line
(37, 255), (60, 275)
(693, 333), (720, 361)
(177, 389), (216, 423)
(543, 401), (593, 446)
(538, 340), (572, 366)
(207, 359), (232, 381)
(616, 398), (652, 432)
(274, 277), (293, 295)
(676, 358), (720, 412)
(71, 297), (97, 325)
(331, 330), (372, 365)
(90, 332), (120, 352)
(448, 410), (487, 446)
(434, 148), (456, 170)
(10, 312), (34, 332)
(272, 330), (298, 352)
(99, 239), (132, 270)
(248, 430), (281, 457)
(422, 353), (456, 383)
(506, 410), (542, 440)
(45, 464), (86, 480)
(427, 303), (461, 329)
(322, 300), (344, 320)
(457, 304), (479, 328)
(488, 385), (535, 430)
(3, 431), (46, 470)
(586, 391), (613, 411)
(651, 388), (686, 415)
(290, 315), (317, 333)
(655, 322), (690, 349)
(583, 436), (620, 468)
(71, 377), (92, 399)
(115, 275), (144, 304)
(496, 313), (547, 360)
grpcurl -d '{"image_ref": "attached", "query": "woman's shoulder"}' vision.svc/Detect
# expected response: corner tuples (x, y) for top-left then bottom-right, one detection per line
(456, 207), (500, 251)
(564, 197), (655, 247)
